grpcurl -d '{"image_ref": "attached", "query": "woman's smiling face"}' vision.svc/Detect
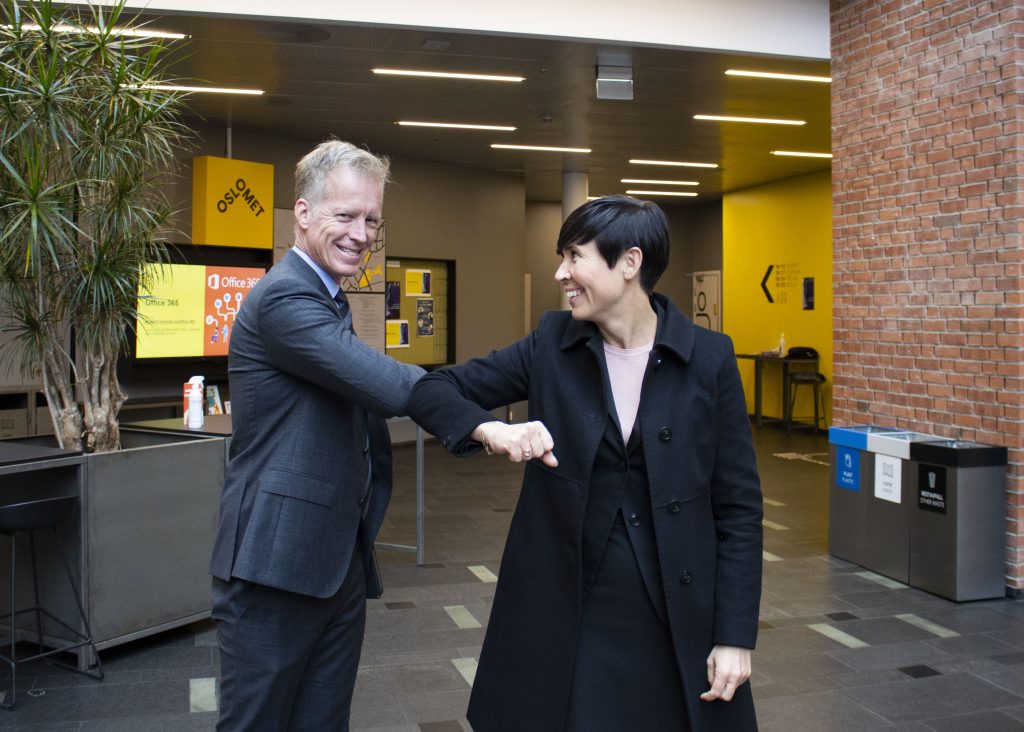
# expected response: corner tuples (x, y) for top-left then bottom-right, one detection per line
(554, 239), (629, 324)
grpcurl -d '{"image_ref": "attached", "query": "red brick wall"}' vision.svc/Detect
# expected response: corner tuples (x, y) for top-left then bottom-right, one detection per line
(830, 0), (1023, 592)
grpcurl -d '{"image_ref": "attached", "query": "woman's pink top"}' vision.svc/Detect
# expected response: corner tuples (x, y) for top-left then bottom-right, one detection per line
(603, 340), (654, 440)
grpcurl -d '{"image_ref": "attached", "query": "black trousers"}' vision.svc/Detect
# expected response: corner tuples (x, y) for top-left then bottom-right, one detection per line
(566, 517), (689, 732)
(212, 541), (366, 732)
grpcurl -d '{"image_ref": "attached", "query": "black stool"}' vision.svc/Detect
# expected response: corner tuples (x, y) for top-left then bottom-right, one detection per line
(787, 371), (828, 434)
(0, 496), (103, 708)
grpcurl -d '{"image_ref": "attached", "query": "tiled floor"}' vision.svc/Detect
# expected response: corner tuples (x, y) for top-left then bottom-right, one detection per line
(1, 426), (1022, 730)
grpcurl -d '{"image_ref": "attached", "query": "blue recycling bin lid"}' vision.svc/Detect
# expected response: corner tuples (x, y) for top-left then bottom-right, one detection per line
(865, 431), (937, 459)
(828, 425), (901, 450)
(909, 440), (1008, 468)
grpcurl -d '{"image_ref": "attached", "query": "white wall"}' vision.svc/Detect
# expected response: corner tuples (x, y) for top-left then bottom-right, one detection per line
(69, 0), (830, 59)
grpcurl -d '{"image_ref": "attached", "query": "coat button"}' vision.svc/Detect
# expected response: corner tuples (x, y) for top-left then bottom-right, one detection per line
(667, 500), (681, 513)
(659, 427), (672, 441)
(616, 462), (625, 473)
(679, 570), (693, 585)
(629, 513), (640, 527)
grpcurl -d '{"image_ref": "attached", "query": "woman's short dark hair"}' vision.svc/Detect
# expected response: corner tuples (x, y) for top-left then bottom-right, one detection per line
(556, 195), (670, 293)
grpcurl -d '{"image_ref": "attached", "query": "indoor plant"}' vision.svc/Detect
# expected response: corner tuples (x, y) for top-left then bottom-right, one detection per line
(0, 0), (190, 451)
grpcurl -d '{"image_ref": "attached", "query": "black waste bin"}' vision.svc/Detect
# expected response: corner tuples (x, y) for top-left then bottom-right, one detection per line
(908, 440), (1008, 601)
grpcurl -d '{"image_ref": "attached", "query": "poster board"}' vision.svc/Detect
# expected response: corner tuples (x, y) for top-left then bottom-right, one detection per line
(384, 257), (452, 366)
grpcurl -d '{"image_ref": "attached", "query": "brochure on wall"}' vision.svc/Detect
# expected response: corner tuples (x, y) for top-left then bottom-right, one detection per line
(416, 299), (434, 337)
(405, 269), (431, 296)
(386, 320), (410, 348)
(385, 281), (401, 319)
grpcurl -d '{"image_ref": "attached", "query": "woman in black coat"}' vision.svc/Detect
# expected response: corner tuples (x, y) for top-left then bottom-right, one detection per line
(409, 196), (762, 732)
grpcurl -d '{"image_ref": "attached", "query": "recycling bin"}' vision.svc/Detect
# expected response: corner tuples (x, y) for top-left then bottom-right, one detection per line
(861, 431), (937, 583)
(828, 426), (900, 566)
(908, 440), (1008, 601)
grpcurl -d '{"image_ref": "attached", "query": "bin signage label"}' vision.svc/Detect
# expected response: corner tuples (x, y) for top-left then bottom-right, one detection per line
(874, 455), (902, 503)
(836, 447), (860, 491)
(918, 464), (947, 514)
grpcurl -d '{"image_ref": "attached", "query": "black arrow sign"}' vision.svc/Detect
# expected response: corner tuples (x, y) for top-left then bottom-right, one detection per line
(761, 265), (774, 303)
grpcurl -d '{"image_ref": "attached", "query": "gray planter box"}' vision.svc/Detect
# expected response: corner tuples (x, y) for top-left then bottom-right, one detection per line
(84, 428), (225, 651)
(0, 428), (225, 666)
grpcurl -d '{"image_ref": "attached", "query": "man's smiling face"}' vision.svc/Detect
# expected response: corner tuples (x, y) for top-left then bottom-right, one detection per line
(295, 166), (383, 283)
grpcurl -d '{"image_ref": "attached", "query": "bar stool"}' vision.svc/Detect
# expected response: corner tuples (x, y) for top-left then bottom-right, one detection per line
(0, 496), (103, 709)
(787, 371), (828, 434)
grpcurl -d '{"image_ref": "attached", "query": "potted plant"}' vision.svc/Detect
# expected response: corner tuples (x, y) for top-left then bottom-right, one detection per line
(0, 0), (191, 452)
(0, 0), (226, 661)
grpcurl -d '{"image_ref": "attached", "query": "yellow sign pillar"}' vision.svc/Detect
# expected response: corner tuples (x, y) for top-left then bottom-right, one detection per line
(192, 156), (274, 248)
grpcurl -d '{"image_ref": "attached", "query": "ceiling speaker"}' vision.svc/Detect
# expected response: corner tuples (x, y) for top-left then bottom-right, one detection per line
(596, 66), (633, 100)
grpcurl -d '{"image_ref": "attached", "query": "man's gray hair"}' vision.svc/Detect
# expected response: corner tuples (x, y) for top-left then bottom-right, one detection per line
(295, 139), (390, 205)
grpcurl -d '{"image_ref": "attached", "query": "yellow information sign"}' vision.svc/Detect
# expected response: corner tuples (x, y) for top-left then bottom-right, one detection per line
(192, 156), (274, 249)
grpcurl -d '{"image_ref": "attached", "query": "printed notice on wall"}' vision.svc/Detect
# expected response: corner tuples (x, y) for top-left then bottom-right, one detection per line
(405, 269), (431, 297)
(349, 293), (385, 353)
(386, 320), (410, 348)
(874, 454), (902, 504)
(416, 299), (434, 337)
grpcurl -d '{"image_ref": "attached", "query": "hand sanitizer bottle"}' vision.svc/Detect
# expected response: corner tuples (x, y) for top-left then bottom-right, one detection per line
(187, 376), (205, 430)
(779, 333), (786, 356)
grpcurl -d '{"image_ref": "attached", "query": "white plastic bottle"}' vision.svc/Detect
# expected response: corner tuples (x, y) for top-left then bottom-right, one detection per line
(779, 332), (786, 356)
(187, 376), (205, 430)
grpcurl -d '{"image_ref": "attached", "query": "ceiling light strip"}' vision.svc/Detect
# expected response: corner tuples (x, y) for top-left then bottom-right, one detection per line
(621, 178), (698, 186)
(126, 84), (264, 95)
(694, 114), (805, 126)
(373, 68), (524, 82)
(771, 150), (833, 158)
(725, 69), (831, 83)
(491, 144), (590, 153)
(626, 190), (698, 197)
(629, 159), (718, 168)
(398, 121), (516, 131)
(7, 22), (186, 39)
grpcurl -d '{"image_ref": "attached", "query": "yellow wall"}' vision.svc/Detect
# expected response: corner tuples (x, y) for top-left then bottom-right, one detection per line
(723, 171), (832, 424)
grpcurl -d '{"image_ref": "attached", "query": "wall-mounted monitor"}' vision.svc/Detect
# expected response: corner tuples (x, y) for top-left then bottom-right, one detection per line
(135, 263), (266, 359)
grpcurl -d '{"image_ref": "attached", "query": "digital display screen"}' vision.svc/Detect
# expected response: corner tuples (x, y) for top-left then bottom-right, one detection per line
(135, 263), (266, 358)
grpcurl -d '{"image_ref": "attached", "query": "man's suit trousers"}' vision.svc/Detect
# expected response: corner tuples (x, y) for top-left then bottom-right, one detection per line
(212, 542), (366, 731)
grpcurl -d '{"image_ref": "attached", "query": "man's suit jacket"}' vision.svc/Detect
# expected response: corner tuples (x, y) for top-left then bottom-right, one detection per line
(210, 250), (423, 598)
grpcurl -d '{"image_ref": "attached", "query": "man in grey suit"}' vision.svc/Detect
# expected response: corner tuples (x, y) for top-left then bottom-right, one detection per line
(210, 140), (424, 731)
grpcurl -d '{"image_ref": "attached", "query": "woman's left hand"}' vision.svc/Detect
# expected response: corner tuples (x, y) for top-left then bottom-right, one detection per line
(700, 645), (751, 702)
(472, 420), (558, 467)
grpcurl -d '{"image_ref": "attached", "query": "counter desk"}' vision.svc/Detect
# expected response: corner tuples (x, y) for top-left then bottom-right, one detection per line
(736, 352), (819, 427)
